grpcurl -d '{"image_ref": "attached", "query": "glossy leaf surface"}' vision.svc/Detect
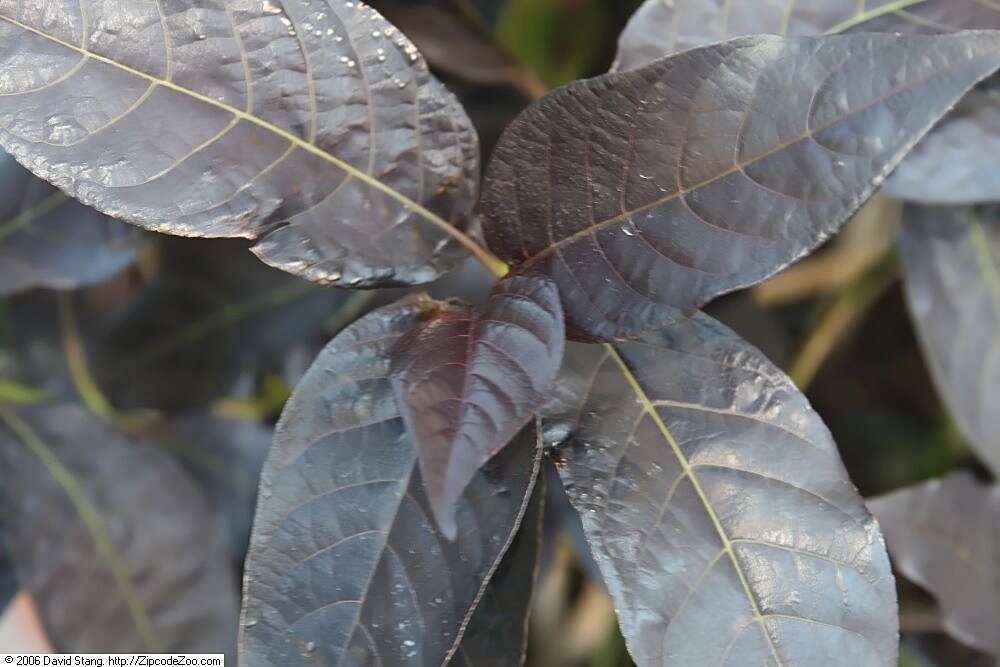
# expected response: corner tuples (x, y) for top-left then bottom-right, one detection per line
(614, 1), (1000, 207)
(0, 405), (238, 656)
(869, 473), (1000, 656)
(0, 0), (479, 288)
(543, 315), (897, 665)
(391, 276), (564, 538)
(241, 298), (542, 667)
(898, 204), (1000, 476)
(883, 90), (1000, 203)
(0, 151), (143, 297)
(481, 32), (1000, 340)
(152, 414), (272, 564)
(614, 0), (1000, 72)
(450, 472), (544, 667)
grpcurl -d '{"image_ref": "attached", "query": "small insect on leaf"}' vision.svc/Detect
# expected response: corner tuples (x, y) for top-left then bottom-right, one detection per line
(390, 276), (564, 539)
(0, 0), (479, 288)
(481, 31), (1000, 340)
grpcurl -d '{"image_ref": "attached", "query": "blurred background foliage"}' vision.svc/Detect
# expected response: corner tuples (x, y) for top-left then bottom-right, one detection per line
(0, 0), (991, 665)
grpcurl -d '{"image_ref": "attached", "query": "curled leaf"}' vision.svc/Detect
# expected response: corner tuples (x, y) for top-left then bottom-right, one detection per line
(481, 31), (1000, 340)
(240, 297), (541, 666)
(544, 315), (897, 665)
(0, 1), (478, 287)
(391, 276), (564, 538)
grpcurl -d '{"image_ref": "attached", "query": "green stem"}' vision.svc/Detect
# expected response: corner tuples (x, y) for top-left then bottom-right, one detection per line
(0, 379), (46, 405)
(59, 293), (116, 420)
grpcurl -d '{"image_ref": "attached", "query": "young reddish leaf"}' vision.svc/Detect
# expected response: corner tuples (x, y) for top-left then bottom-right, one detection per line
(543, 315), (897, 665)
(481, 31), (1000, 340)
(0, 405), (238, 657)
(898, 204), (1000, 477)
(869, 474), (1000, 657)
(240, 297), (542, 667)
(0, 151), (143, 297)
(391, 276), (564, 539)
(0, 1), (479, 288)
(614, 0), (999, 72)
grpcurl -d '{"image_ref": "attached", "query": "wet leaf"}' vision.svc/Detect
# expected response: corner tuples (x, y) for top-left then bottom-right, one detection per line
(481, 31), (1000, 340)
(0, 151), (143, 297)
(614, 1), (1000, 207)
(614, 0), (1000, 72)
(869, 473), (1000, 656)
(543, 314), (897, 665)
(883, 90), (1000, 204)
(240, 297), (542, 667)
(450, 470), (544, 667)
(151, 414), (272, 565)
(0, 0), (479, 288)
(0, 404), (238, 656)
(898, 204), (1000, 476)
(390, 276), (563, 538)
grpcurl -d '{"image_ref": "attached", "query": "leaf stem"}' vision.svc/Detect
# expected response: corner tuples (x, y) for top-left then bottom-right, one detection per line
(788, 257), (899, 390)
(824, 0), (929, 34)
(59, 293), (116, 421)
(0, 13), (511, 284)
(0, 406), (162, 652)
(0, 379), (46, 405)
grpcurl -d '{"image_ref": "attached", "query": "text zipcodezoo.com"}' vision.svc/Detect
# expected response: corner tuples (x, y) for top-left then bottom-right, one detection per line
(3, 656), (224, 666)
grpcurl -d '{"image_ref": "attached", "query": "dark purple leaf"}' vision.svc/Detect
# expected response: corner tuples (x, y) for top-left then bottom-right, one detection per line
(449, 470), (545, 667)
(883, 90), (1000, 203)
(0, 151), (143, 297)
(390, 276), (564, 538)
(543, 315), (897, 665)
(240, 297), (542, 667)
(0, 404), (238, 656)
(614, 0), (1000, 73)
(869, 473), (1000, 656)
(614, 1), (1000, 206)
(898, 204), (1000, 476)
(481, 31), (1000, 341)
(0, 0), (478, 288)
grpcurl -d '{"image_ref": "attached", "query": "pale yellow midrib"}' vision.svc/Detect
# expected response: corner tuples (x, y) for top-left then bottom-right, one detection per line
(0, 13), (455, 239)
(824, 0), (930, 34)
(604, 344), (784, 665)
(0, 407), (163, 652)
(969, 221), (1000, 315)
